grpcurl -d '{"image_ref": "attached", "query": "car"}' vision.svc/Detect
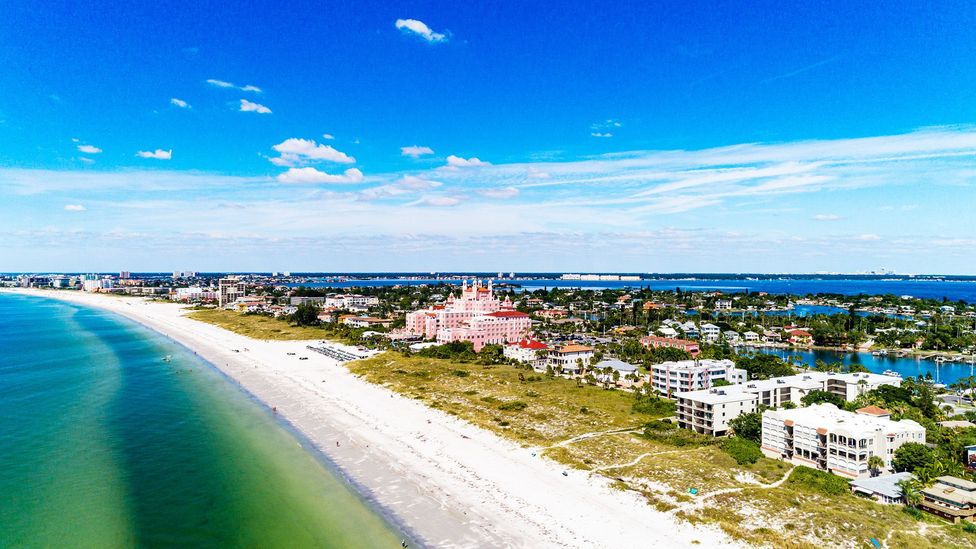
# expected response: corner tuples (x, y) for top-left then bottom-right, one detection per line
(299, 356), (309, 360)
(287, 352), (296, 355)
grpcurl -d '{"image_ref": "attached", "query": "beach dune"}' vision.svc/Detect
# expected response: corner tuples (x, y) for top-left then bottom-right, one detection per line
(6, 289), (740, 549)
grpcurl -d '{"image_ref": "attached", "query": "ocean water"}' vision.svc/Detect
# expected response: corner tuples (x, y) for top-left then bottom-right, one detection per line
(286, 277), (976, 302)
(0, 294), (406, 548)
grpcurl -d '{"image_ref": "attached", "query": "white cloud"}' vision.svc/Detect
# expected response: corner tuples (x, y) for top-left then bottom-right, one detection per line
(208, 79), (262, 93)
(527, 167), (550, 179)
(277, 167), (364, 184)
(240, 99), (272, 114)
(359, 175), (442, 200)
(206, 79), (235, 88)
(136, 149), (173, 160)
(77, 144), (102, 154)
(401, 145), (434, 158)
(79, 157), (95, 165)
(857, 234), (881, 241)
(71, 137), (80, 143)
(590, 132), (613, 138)
(813, 213), (842, 221)
(414, 196), (460, 207)
(446, 155), (490, 167)
(270, 138), (355, 166)
(64, 204), (86, 211)
(170, 98), (190, 109)
(477, 187), (520, 199)
(322, 133), (335, 140)
(395, 19), (447, 42)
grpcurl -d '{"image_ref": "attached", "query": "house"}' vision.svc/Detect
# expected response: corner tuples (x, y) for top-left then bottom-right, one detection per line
(919, 476), (976, 523)
(763, 330), (782, 343)
(640, 335), (700, 357)
(593, 358), (640, 384)
(700, 323), (721, 342)
(760, 404), (925, 479)
(743, 330), (760, 343)
(787, 329), (814, 346)
(680, 321), (700, 339)
(723, 331), (741, 343)
(657, 326), (679, 338)
(850, 472), (914, 504)
(538, 308), (569, 320)
(548, 344), (595, 374)
(342, 316), (393, 329)
(715, 299), (733, 311)
(504, 338), (550, 370)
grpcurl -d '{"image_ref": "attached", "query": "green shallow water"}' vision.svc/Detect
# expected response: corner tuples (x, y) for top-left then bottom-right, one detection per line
(0, 294), (407, 548)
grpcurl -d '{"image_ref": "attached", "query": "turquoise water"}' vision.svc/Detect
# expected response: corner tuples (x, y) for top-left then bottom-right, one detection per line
(0, 294), (407, 548)
(755, 346), (975, 386)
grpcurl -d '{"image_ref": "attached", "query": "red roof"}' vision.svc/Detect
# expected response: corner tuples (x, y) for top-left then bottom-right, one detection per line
(788, 329), (812, 337)
(511, 338), (548, 350)
(856, 405), (891, 417)
(486, 311), (529, 318)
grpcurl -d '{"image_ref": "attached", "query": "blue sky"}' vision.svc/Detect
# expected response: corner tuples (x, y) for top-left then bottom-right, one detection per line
(2, 2), (976, 273)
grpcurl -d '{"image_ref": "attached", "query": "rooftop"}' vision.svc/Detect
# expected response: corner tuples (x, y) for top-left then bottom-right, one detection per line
(766, 403), (924, 437)
(849, 472), (913, 500)
(554, 344), (595, 354)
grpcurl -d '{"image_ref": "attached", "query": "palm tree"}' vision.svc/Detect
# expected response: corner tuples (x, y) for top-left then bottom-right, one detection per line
(897, 478), (922, 508)
(868, 455), (885, 477)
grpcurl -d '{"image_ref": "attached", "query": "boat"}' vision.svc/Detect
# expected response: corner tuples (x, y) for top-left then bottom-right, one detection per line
(882, 369), (902, 378)
(162, 355), (172, 362)
(935, 356), (947, 363)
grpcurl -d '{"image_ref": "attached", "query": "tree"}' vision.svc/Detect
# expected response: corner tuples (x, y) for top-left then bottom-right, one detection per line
(892, 442), (936, 473)
(291, 302), (321, 326)
(800, 389), (846, 408)
(867, 455), (885, 477)
(729, 412), (762, 443)
(897, 478), (922, 508)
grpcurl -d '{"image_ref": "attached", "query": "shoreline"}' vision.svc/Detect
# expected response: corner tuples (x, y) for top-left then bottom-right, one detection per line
(3, 289), (740, 548)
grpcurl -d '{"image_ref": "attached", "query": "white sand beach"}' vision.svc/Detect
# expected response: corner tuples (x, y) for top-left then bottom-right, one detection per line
(5, 289), (742, 549)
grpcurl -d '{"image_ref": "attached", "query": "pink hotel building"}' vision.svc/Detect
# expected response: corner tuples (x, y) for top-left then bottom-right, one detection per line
(404, 280), (531, 351)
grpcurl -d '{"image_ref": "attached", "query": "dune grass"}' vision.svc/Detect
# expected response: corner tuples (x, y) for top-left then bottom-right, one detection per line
(346, 352), (974, 548)
(186, 308), (327, 340)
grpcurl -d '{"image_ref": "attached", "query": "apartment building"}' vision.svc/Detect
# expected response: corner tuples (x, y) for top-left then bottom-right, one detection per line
(218, 277), (246, 307)
(760, 403), (925, 479)
(920, 476), (976, 523)
(651, 359), (746, 396)
(324, 294), (380, 309)
(640, 335), (700, 357)
(675, 371), (901, 436)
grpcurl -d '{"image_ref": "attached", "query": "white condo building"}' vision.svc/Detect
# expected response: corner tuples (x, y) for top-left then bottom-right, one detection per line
(675, 371), (901, 436)
(761, 403), (925, 479)
(650, 359), (747, 396)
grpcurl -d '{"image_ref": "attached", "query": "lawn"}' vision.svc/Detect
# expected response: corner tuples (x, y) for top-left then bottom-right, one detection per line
(347, 352), (976, 549)
(186, 309), (328, 340)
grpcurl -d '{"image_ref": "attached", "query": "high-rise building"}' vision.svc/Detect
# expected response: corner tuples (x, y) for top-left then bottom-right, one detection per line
(218, 277), (246, 307)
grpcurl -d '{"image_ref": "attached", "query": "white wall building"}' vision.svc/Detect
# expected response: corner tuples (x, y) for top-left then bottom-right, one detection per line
(325, 294), (380, 309)
(651, 359), (747, 396)
(504, 338), (550, 370)
(675, 371), (901, 437)
(761, 404), (925, 479)
(548, 345), (595, 374)
(700, 323), (721, 341)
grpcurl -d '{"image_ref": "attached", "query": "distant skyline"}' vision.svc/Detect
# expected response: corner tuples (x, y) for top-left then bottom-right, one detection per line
(2, 2), (976, 273)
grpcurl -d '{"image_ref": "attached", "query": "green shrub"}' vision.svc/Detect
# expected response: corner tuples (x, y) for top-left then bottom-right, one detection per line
(451, 369), (470, 377)
(786, 466), (849, 496)
(497, 400), (528, 412)
(963, 522), (976, 534)
(632, 394), (676, 416)
(721, 437), (763, 465)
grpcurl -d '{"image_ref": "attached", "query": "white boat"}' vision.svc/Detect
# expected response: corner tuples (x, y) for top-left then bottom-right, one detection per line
(162, 355), (172, 362)
(882, 369), (902, 378)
